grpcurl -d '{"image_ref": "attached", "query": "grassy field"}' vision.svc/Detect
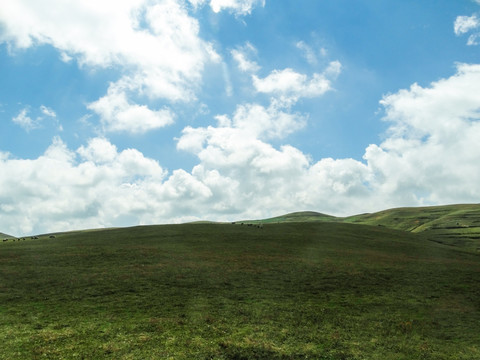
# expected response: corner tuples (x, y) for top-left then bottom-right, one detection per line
(1, 221), (479, 359)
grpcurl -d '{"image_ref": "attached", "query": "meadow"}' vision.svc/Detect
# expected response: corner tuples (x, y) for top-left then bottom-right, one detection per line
(0, 211), (480, 359)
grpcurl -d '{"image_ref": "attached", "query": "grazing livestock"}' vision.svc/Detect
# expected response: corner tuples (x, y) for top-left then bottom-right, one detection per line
(49, 235), (56, 239)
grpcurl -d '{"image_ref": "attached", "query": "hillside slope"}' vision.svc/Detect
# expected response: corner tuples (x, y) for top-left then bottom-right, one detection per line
(253, 205), (480, 251)
(1, 222), (479, 359)
(342, 204), (480, 251)
(250, 211), (336, 223)
(0, 232), (14, 239)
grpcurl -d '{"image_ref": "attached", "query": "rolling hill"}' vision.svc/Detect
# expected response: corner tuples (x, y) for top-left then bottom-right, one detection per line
(255, 204), (480, 252)
(0, 217), (479, 359)
(342, 204), (480, 251)
(246, 211), (337, 224)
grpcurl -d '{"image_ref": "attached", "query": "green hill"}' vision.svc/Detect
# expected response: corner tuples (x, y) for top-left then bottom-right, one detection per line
(254, 211), (337, 223)
(342, 204), (480, 251)
(1, 221), (479, 359)
(0, 232), (14, 239)
(249, 205), (480, 252)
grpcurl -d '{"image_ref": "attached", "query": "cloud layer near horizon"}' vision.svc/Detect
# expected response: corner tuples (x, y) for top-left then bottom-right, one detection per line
(1, 63), (480, 235)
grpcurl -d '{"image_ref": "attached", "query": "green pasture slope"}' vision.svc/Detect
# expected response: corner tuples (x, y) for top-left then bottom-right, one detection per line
(1, 221), (480, 359)
(343, 204), (480, 252)
(259, 204), (480, 252)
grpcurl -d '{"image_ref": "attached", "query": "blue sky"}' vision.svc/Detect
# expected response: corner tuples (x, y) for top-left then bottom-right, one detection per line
(1, 0), (480, 235)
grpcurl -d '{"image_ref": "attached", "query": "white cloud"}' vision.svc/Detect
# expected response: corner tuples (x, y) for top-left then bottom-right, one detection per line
(454, 14), (480, 45)
(177, 63), (480, 221)
(231, 102), (306, 139)
(467, 33), (480, 46)
(379, 63), (480, 136)
(454, 15), (479, 35)
(12, 106), (62, 131)
(231, 42), (260, 72)
(176, 114), (371, 221)
(252, 61), (341, 104)
(209, 0), (265, 15)
(40, 105), (56, 118)
(296, 41), (318, 65)
(0, 0), (218, 132)
(12, 108), (36, 131)
(364, 63), (480, 205)
(187, 0), (207, 9)
(325, 60), (342, 78)
(77, 137), (118, 164)
(88, 84), (175, 133)
(186, 0), (264, 15)
(178, 102), (306, 150)
(0, 136), (167, 235)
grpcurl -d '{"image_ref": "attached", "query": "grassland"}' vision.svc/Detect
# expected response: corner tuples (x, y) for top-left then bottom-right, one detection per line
(1, 220), (480, 359)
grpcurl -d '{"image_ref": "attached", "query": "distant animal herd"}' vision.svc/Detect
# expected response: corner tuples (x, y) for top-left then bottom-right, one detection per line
(232, 222), (264, 229)
(2, 235), (56, 243)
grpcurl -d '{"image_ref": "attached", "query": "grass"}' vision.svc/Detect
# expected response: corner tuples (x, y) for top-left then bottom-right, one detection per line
(1, 221), (479, 359)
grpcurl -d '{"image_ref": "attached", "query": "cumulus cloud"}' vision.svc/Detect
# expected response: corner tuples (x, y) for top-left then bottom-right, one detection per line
(0, 0), (218, 132)
(88, 84), (175, 133)
(0, 137), (167, 235)
(364, 63), (480, 205)
(252, 61), (341, 105)
(177, 63), (480, 221)
(178, 102), (306, 149)
(176, 114), (371, 221)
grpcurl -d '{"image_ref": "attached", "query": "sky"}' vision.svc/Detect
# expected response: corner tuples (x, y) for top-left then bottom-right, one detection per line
(1, 0), (480, 236)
